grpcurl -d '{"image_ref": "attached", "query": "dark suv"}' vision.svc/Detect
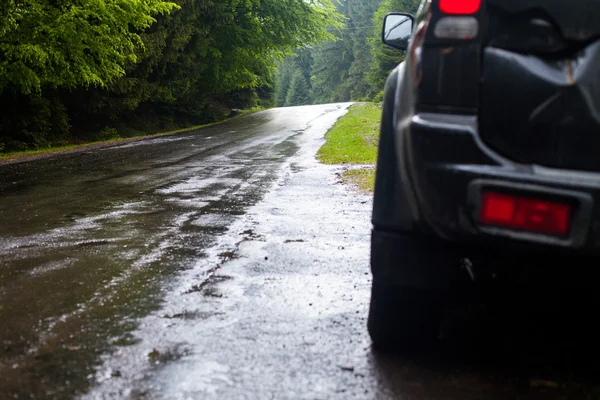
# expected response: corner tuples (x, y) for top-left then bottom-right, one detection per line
(369, 0), (600, 349)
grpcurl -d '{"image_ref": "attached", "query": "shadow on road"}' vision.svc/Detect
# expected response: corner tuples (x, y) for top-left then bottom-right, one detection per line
(370, 286), (600, 399)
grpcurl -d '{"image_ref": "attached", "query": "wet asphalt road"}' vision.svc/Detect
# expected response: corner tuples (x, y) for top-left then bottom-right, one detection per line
(1, 103), (599, 399)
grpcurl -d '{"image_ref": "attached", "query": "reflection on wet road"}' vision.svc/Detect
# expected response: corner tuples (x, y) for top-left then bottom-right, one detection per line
(1, 103), (599, 399)
(0, 104), (351, 397)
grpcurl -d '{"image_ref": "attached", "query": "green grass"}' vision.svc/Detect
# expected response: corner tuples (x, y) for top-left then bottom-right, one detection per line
(317, 102), (380, 164)
(317, 102), (381, 192)
(342, 169), (376, 193)
(0, 144), (88, 160)
(0, 107), (266, 162)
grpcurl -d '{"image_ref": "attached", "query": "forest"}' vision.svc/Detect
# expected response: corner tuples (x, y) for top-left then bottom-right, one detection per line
(0, 0), (418, 153)
(276, 0), (419, 107)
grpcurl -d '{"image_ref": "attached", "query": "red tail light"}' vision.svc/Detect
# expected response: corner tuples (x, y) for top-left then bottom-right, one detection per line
(439, 0), (481, 14)
(481, 192), (572, 236)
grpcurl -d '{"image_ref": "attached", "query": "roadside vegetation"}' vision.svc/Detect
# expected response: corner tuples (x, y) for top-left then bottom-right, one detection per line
(317, 102), (381, 192)
(0, 1), (342, 153)
(274, 0), (419, 107)
(0, 0), (418, 156)
(0, 108), (262, 163)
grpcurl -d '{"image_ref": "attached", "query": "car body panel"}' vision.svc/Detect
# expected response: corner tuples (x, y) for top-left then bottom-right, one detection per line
(487, 0), (600, 43)
(480, 40), (600, 172)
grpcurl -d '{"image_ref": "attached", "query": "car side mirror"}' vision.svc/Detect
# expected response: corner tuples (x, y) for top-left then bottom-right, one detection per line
(382, 13), (414, 51)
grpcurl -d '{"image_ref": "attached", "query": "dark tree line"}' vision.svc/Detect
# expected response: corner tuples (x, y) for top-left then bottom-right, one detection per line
(0, 0), (342, 152)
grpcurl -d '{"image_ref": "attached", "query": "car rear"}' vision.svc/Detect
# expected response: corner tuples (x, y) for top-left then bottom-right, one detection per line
(404, 0), (600, 252)
(369, 0), (600, 351)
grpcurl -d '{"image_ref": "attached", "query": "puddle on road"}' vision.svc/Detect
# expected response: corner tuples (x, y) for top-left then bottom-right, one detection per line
(27, 258), (78, 277)
(156, 177), (243, 196)
(165, 198), (210, 209)
(150, 360), (233, 397)
(192, 213), (237, 228)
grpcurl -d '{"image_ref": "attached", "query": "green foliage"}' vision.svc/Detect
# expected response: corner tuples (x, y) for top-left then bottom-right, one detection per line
(317, 102), (381, 165)
(275, 59), (296, 107)
(278, 0), (418, 105)
(310, 0), (357, 104)
(342, 169), (376, 193)
(311, 37), (354, 103)
(285, 70), (312, 106)
(0, 0), (344, 152)
(275, 49), (314, 106)
(310, 0), (388, 103)
(347, 0), (384, 100)
(0, 91), (70, 151)
(0, 0), (179, 94)
(317, 102), (382, 193)
(367, 0), (420, 91)
(97, 127), (120, 141)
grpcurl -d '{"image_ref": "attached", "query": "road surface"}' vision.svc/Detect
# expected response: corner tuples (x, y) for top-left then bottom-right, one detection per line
(0, 104), (598, 399)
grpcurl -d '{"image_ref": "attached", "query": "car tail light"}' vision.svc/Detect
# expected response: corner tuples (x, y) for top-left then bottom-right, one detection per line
(481, 192), (572, 236)
(439, 0), (481, 14)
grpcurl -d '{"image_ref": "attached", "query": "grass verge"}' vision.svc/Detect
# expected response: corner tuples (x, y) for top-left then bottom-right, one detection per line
(0, 108), (265, 164)
(317, 102), (381, 193)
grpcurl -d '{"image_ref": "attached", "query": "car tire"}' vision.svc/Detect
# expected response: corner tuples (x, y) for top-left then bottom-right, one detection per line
(368, 280), (444, 352)
(372, 64), (414, 232)
(368, 232), (467, 352)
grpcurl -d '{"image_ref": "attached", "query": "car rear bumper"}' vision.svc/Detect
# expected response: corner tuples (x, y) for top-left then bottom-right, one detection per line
(404, 112), (600, 252)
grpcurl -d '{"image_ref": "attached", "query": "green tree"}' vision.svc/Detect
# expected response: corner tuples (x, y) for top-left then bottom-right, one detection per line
(285, 69), (312, 106)
(346, 0), (383, 100)
(311, 37), (354, 104)
(275, 59), (295, 107)
(0, 0), (344, 151)
(367, 0), (420, 100)
(275, 48), (314, 107)
(0, 0), (179, 94)
(310, 0), (353, 104)
(310, 0), (386, 103)
(293, 48), (315, 88)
